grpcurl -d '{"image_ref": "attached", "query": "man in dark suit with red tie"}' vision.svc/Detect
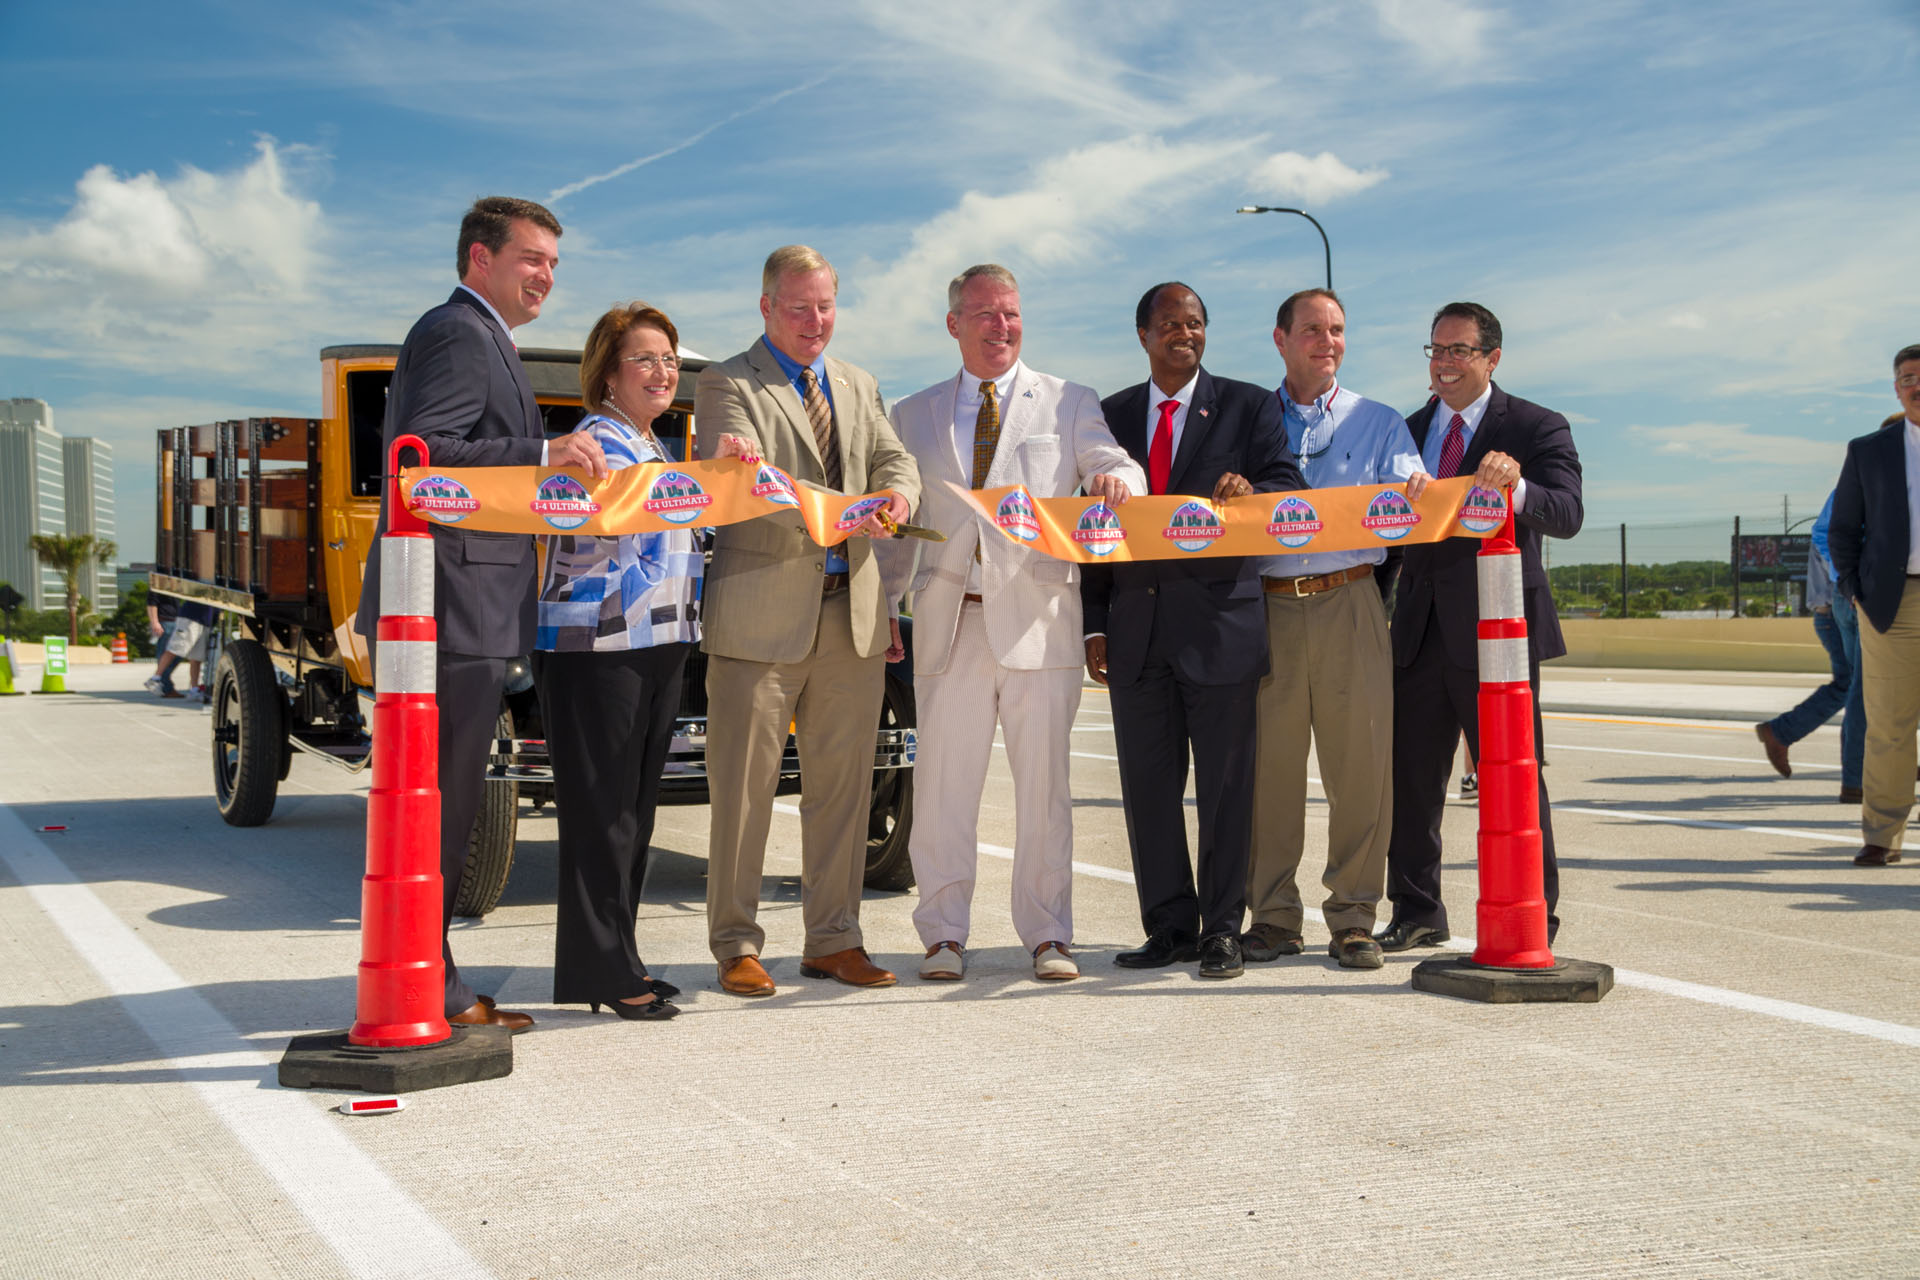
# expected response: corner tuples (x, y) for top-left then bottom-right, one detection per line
(1082, 283), (1304, 979)
(1375, 302), (1583, 951)
(355, 197), (607, 1031)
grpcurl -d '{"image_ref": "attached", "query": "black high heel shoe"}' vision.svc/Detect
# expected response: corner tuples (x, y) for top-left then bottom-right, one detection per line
(643, 976), (681, 1000)
(589, 995), (679, 1021)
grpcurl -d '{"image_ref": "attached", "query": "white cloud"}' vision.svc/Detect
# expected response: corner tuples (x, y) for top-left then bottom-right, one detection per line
(1248, 150), (1389, 205)
(1370, 0), (1494, 69)
(1626, 422), (1840, 469)
(0, 138), (333, 376)
(836, 134), (1251, 371)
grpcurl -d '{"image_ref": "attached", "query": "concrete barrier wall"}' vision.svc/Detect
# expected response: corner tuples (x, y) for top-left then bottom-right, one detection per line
(1557, 618), (1826, 672)
(4, 642), (114, 665)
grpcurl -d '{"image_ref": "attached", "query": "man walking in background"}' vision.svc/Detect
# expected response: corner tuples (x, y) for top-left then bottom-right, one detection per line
(1755, 488), (1862, 802)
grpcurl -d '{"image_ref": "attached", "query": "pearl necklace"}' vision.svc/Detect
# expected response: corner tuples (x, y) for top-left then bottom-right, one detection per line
(602, 397), (663, 460)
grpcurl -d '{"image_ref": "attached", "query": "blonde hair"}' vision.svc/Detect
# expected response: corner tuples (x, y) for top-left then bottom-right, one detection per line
(762, 244), (838, 299)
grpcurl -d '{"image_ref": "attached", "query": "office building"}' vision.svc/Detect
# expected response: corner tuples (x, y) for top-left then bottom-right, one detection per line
(63, 436), (117, 610)
(0, 398), (66, 610)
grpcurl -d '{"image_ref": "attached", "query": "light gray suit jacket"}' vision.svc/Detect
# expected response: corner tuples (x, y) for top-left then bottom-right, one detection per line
(695, 340), (921, 663)
(882, 362), (1142, 674)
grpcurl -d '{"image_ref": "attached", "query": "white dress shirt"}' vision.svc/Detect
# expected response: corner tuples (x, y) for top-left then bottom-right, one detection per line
(954, 363), (1021, 592)
(1904, 420), (1920, 574)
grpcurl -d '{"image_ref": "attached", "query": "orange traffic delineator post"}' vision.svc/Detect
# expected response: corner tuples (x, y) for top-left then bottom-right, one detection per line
(1412, 488), (1612, 1004)
(279, 434), (513, 1090)
(111, 633), (129, 663)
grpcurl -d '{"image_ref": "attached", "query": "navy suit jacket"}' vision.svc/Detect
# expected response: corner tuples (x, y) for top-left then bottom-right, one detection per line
(355, 289), (546, 657)
(1080, 368), (1304, 686)
(1830, 415), (1913, 634)
(1390, 383), (1583, 669)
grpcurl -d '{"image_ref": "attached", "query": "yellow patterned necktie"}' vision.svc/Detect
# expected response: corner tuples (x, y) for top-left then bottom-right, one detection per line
(970, 380), (1001, 489)
(799, 367), (843, 490)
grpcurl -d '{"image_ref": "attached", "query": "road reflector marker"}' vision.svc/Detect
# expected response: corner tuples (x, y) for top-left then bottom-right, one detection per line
(339, 1096), (406, 1116)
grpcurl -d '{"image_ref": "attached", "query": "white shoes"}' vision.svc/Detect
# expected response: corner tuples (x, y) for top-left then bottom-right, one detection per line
(919, 941), (965, 980)
(1033, 942), (1078, 981)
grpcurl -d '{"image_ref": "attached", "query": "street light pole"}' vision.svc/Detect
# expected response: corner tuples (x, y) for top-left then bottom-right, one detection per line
(1236, 205), (1332, 290)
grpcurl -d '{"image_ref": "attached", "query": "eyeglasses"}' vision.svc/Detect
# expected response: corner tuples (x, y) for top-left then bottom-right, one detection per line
(621, 354), (680, 374)
(1424, 343), (1491, 361)
(1899, 374), (1920, 389)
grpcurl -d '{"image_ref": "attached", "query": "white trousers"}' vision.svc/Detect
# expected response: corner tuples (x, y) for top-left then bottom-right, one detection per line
(910, 603), (1081, 951)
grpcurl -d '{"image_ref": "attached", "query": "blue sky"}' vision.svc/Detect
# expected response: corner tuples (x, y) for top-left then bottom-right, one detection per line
(2, 0), (1914, 568)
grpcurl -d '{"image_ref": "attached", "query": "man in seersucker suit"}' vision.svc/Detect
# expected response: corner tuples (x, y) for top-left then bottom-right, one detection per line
(880, 264), (1144, 984)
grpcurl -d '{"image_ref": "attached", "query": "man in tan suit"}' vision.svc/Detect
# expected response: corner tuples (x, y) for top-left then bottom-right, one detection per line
(695, 245), (921, 995)
(881, 264), (1142, 982)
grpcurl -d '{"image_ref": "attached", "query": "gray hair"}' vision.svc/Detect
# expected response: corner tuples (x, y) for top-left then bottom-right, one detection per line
(762, 245), (838, 299)
(947, 263), (1019, 314)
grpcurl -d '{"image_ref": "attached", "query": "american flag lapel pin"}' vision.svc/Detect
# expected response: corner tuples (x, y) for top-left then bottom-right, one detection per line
(1198, 407), (1209, 417)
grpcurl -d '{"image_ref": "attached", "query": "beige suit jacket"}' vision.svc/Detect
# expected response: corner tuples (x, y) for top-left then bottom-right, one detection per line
(881, 362), (1143, 674)
(695, 340), (922, 663)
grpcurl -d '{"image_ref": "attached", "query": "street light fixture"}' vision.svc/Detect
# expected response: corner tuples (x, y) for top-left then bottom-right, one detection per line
(1235, 205), (1332, 290)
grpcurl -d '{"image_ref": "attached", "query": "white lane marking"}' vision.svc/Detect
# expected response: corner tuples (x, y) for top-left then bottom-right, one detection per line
(0, 807), (493, 1280)
(1070, 725), (1113, 733)
(1554, 805), (1841, 844)
(892, 809), (1916, 1048)
(1554, 743), (1838, 772)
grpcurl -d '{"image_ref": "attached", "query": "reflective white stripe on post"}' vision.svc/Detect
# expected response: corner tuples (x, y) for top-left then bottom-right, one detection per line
(1476, 551), (1523, 623)
(377, 639), (438, 695)
(1478, 636), (1529, 684)
(380, 536), (436, 621)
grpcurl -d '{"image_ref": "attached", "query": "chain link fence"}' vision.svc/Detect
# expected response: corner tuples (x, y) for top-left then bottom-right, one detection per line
(1545, 513), (1818, 619)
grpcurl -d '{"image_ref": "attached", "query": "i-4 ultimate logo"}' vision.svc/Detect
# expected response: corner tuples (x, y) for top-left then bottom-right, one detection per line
(750, 464), (800, 507)
(1162, 500), (1225, 553)
(643, 470), (713, 525)
(1457, 484), (1508, 534)
(1073, 501), (1126, 556)
(410, 474), (480, 524)
(996, 488), (1040, 542)
(1360, 489), (1420, 541)
(529, 473), (601, 531)
(1266, 496), (1323, 549)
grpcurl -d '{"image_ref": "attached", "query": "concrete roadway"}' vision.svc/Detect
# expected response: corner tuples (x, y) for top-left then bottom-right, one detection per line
(1, 664), (1914, 1279)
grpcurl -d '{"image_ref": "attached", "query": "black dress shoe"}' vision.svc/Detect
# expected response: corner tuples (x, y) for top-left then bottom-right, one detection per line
(1198, 934), (1244, 979)
(1114, 932), (1200, 968)
(1854, 844), (1901, 866)
(1372, 921), (1450, 952)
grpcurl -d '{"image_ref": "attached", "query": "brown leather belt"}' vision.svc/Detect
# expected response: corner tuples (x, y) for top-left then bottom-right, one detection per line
(963, 592), (984, 604)
(1262, 563), (1374, 597)
(822, 572), (849, 593)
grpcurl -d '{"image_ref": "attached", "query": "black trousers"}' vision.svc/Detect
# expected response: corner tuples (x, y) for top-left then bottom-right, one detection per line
(1109, 655), (1260, 942)
(1384, 612), (1559, 940)
(436, 651), (510, 1017)
(535, 644), (690, 1005)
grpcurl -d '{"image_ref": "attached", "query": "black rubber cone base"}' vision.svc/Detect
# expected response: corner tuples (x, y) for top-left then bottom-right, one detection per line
(1411, 955), (1613, 1003)
(278, 1025), (513, 1092)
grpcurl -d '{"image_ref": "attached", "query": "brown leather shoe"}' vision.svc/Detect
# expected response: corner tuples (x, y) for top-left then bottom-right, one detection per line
(718, 954), (776, 996)
(449, 998), (534, 1034)
(1839, 786), (1864, 804)
(798, 947), (896, 988)
(1754, 723), (1790, 777)
(1854, 844), (1902, 866)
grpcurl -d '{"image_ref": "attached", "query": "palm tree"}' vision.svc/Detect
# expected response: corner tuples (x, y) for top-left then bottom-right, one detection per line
(29, 533), (117, 644)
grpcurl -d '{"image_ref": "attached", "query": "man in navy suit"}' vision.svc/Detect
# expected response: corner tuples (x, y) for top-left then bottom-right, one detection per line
(1829, 344), (1920, 867)
(355, 197), (607, 1031)
(1081, 283), (1304, 979)
(1375, 302), (1584, 951)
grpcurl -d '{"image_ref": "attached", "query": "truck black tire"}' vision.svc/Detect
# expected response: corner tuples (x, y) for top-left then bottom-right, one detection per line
(451, 705), (519, 919)
(862, 670), (916, 892)
(211, 638), (286, 827)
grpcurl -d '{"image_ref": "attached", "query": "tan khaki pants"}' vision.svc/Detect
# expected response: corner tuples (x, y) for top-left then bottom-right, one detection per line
(1246, 576), (1393, 935)
(704, 590), (886, 960)
(1858, 578), (1920, 849)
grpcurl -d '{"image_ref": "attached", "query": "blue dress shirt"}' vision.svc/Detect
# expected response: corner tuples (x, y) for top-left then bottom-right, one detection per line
(761, 336), (847, 574)
(1255, 383), (1424, 579)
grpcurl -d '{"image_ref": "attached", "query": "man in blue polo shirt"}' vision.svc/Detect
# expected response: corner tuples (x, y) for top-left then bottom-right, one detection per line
(1242, 289), (1429, 970)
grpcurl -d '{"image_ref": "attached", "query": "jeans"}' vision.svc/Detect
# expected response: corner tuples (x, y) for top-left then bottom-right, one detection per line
(1768, 609), (1847, 745)
(1833, 595), (1865, 789)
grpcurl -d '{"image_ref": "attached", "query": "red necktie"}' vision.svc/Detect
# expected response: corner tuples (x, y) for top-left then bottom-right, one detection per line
(1148, 399), (1177, 495)
(1436, 411), (1466, 478)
